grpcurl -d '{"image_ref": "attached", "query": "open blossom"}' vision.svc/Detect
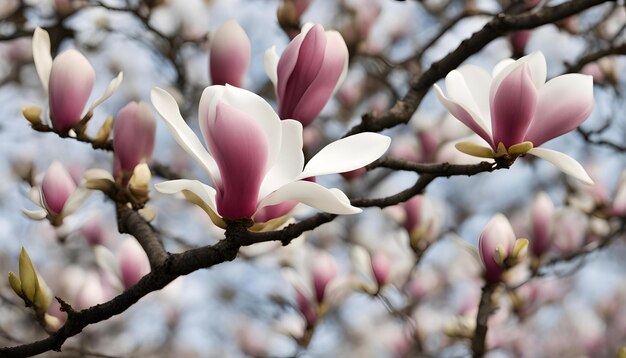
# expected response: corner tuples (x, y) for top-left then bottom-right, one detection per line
(113, 101), (156, 179)
(151, 85), (390, 229)
(22, 161), (89, 226)
(32, 27), (123, 131)
(209, 20), (250, 87)
(434, 51), (594, 184)
(264, 23), (348, 127)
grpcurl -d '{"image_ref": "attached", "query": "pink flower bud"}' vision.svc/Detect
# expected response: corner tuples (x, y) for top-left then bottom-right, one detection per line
(41, 161), (76, 215)
(509, 31), (531, 57)
(312, 252), (337, 303)
(117, 239), (150, 289)
(531, 192), (554, 258)
(276, 24), (348, 126)
(401, 195), (424, 233)
(113, 101), (156, 178)
(210, 20), (250, 87)
(479, 214), (516, 283)
(295, 287), (317, 327)
(48, 49), (95, 131)
(580, 63), (605, 84)
(371, 252), (391, 287)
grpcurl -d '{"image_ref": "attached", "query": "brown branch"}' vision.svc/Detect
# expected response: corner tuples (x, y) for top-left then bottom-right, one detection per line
(472, 283), (498, 358)
(345, 0), (613, 137)
(565, 42), (626, 73)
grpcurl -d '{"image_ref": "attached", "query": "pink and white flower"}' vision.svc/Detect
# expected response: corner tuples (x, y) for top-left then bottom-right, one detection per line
(151, 85), (390, 229)
(264, 23), (348, 127)
(22, 161), (89, 226)
(32, 27), (123, 131)
(434, 51), (594, 184)
(479, 214), (527, 284)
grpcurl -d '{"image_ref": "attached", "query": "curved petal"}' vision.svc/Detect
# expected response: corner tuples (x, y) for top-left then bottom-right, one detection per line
(86, 72), (124, 114)
(490, 63), (537, 148)
(445, 70), (490, 131)
(259, 120), (305, 199)
(206, 101), (269, 219)
(258, 181), (361, 215)
(492, 59), (515, 78)
(84, 168), (115, 182)
(299, 133), (390, 179)
(155, 179), (218, 213)
(33, 27), (52, 92)
(264, 46), (279, 88)
(150, 88), (219, 179)
(220, 85), (283, 171)
(433, 85), (494, 148)
(21, 208), (48, 220)
(527, 147), (594, 185)
(525, 74), (594, 147)
(61, 188), (91, 217)
(454, 65), (492, 124)
(276, 26), (309, 105)
(522, 51), (547, 89)
(330, 31), (349, 96)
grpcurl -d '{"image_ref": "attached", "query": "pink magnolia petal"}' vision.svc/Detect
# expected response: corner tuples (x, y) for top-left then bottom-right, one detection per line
(401, 195), (424, 232)
(289, 30), (348, 126)
(531, 192), (554, 258)
(48, 49), (95, 131)
(490, 63), (537, 148)
(113, 101), (156, 177)
(253, 201), (298, 223)
(41, 161), (76, 215)
(278, 24), (326, 122)
(205, 101), (269, 219)
(524, 74), (593, 146)
(118, 239), (150, 289)
(210, 20), (251, 87)
(276, 27), (308, 106)
(434, 85), (494, 148)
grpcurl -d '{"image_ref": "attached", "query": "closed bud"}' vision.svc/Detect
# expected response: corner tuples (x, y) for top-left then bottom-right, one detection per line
(118, 239), (151, 289)
(48, 49), (95, 131)
(479, 214), (516, 283)
(312, 252), (337, 304)
(531, 192), (554, 258)
(209, 20), (250, 87)
(41, 161), (76, 216)
(113, 101), (156, 179)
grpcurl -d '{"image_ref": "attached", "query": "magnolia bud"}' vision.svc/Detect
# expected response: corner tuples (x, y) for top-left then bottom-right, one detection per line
(41, 161), (76, 215)
(118, 239), (151, 289)
(478, 214), (516, 283)
(209, 20), (250, 87)
(531, 192), (554, 258)
(312, 252), (337, 304)
(48, 49), (95, 131)
(128, 163), (151, 201)
(22, 105), (42, 126)
(371, 252), (391, 287)
(113, 101), (156, 179)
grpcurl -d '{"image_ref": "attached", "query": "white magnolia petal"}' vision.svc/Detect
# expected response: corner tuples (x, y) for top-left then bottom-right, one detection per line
(21, 208), (47, 220)
(84, 168), (115, 182)
(299, 133), (390, 179)
(281, 267), (313, 300)
(155, 179), (218, 213)
(258, 181), (361, 215)
(351, 245), (374, 279)
(522, 51), (547, 89)
(445, 70), (485, 125)
(259, 120), (305, 199)
(62, 188), (91, 217)
(29, 187), (43, 206)
(221, 85), (282, 171)
(455, 65), (492, 126)
(492, 59), (515, 78)
(87, 72), (124, 113)
(527, 148), (594, 185)
(324, 276), (353, 307)
(33, 27), (52, 91)
(263, 46), (279, 88)
(150, 88), (220, 179)
(94, 245), (121, 278)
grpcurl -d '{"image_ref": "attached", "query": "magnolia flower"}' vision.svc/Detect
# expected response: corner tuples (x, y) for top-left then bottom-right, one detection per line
(479, 214), (528, 284)
(265, 23), (348, 127)
(31, 27), (123, 131)
(94, 239), (151, 290)
(151, 85), (390, 230)
(22, 161), (89, 226)
(113, 101), (156, 179)
(530, 192), (554, 258)
(209, 20), (250, 87)
(434, 51), (594, 184)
